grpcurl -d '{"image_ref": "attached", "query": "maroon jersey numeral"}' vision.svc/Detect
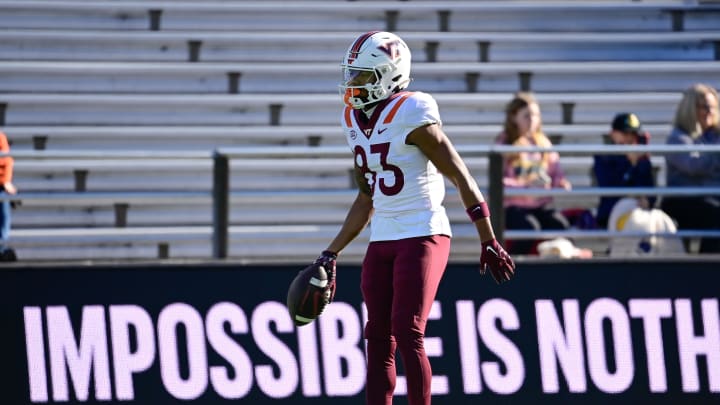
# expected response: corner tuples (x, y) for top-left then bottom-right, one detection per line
(354, 143), (404, 196)
(354, 145), (377, 195)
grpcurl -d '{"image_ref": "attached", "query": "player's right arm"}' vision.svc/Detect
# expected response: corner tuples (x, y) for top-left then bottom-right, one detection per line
(325, 166), (374, 255)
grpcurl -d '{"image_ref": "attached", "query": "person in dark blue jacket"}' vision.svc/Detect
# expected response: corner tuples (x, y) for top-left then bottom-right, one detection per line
(593, 113), (656, 228)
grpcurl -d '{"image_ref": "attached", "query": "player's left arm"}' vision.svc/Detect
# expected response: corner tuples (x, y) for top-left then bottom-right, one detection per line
(407, 123), (495, 242)
(408, 123), (515, 283)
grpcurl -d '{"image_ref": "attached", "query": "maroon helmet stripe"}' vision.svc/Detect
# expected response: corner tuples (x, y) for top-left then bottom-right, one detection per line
(347, 31), (380, 64)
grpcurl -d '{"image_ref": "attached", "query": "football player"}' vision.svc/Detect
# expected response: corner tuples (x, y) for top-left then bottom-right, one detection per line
(314, 31), (515, 405)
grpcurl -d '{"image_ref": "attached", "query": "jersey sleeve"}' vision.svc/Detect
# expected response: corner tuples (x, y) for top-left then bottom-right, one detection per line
(399, 92), (442, 134)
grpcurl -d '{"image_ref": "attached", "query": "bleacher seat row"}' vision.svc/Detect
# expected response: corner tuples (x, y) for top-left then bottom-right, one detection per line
(1, 1), (719, 33)
(2, 124), (674, 152)
(1, 60), (719, 94)
(0, 91), (684, 129)
(3, 29), (720, 63)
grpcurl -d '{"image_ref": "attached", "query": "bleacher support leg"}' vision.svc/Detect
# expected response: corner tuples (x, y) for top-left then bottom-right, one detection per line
(148, 9), (162, 31)
(227, 72), (241, 94)
(114, 203), (129, 228)
(158, 243), (169, 259)
(464, 72), (479, 93)
(213, 152), (230, 259)
(519, 72), (533, 92)
(561, 102), (575, 125)
(715, 41), (720, 61)
(73, 170), (88, 192)
(670, 10), (684, 32)
(32, 135), (48, 151)
(188, 40), (202, 62)
(424, 41), (439, 62)
(548, 134), (564, 145)
(269, 104), (283, 126)
(385, 10), (399, 32)
(0, 103), (6, 126)
(477, 41), (490, 63)
(307, 135), (322, 146)
(438, 10), (451, 32)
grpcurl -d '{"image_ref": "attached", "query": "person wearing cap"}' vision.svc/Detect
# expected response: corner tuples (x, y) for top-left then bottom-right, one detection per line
(661, 83), (720, 253)
(592, 112), (656, 228)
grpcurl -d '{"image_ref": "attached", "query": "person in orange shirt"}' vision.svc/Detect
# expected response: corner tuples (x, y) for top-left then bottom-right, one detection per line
(0, 131), (17, 261)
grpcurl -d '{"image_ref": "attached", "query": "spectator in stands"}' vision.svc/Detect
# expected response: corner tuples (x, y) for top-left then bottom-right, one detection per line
(0, 131), (17, 262)
(496, 92), (571, 255)
(593, 112), (656, 228)
(661, 83), (720, 253)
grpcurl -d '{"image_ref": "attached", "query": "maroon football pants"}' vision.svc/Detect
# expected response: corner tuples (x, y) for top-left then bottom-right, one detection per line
(361, 234), (451, 405)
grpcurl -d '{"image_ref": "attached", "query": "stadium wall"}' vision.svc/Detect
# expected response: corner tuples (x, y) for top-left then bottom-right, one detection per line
(2, 260), (719, 404)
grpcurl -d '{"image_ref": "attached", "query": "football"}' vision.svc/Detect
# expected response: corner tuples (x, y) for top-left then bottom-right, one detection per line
(286, 262), (332, 326)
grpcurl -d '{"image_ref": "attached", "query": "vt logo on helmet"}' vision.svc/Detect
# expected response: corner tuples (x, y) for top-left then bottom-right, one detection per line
(339, 31), (412, 109)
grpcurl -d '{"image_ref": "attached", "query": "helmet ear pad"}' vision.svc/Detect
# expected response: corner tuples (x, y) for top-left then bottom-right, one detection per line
(376, 65), (403, 94)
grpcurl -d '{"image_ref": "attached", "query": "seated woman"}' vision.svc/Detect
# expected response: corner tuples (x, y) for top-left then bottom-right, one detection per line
(496, 92), (571, 255)
(661, 83), (720, 253)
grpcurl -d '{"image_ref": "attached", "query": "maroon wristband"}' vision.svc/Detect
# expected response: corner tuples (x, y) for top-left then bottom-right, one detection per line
(466, 202), (490, 222)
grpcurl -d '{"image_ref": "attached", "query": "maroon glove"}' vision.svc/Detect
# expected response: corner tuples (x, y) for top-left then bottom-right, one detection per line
(480, 239), (516, 284)
(314, 250), (337, 302)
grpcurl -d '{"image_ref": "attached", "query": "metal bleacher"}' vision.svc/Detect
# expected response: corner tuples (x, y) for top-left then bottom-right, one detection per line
(1, 0), (719, 262)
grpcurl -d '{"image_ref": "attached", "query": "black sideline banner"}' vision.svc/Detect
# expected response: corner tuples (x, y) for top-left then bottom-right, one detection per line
(1, 260), (719, 404)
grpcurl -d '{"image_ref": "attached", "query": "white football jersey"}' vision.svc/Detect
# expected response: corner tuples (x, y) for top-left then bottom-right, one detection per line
(341, 91), (452, 241)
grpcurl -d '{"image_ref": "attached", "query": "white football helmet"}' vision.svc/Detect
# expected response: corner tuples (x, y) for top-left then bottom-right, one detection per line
(339, 31), (412, 109)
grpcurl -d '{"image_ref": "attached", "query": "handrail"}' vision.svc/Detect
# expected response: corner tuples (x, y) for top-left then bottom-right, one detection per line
(217, 143), (720, 157)
(3, 144), (718, 258)
(10, 187), (719, 202)
(213, 143), (720, 256)
(478, 143), (720, 242)
(3, 60), (719, 74)
(504, 186), (720, 197)
(1, 150), (212, 159)
(476, 143), (720, 154)
(7, 144), (720, 159)
(0, 191), (211, 203)
(5, 30), (719, 41)
(0, 92), (684, 105)
(504, 229), (720, 240)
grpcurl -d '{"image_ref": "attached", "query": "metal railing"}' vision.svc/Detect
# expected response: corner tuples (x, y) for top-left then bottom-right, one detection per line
(6, 143), (720, 258)
(210, 143), (720, 257)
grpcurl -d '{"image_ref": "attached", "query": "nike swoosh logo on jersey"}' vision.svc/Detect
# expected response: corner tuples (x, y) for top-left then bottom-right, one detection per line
(377, 128), (388, 134)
